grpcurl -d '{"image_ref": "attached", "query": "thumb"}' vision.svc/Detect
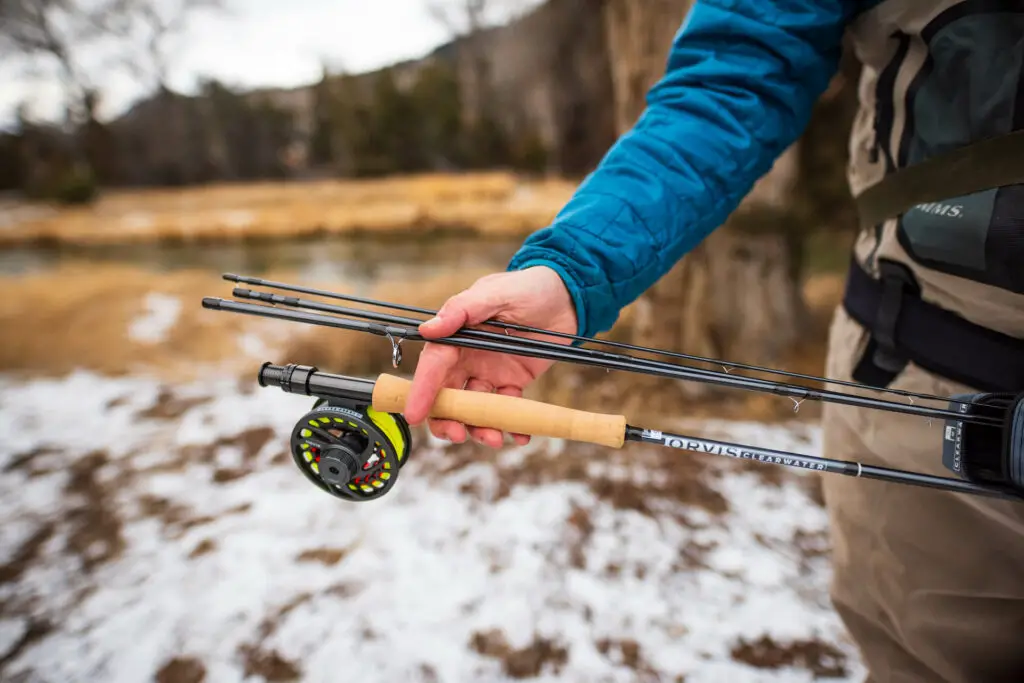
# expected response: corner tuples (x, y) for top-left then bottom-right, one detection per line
(419, 283), (505, 339)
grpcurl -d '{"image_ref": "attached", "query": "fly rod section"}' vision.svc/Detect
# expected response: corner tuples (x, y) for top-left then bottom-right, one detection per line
(201, 274), (1024, 503)
(223, 272), (979, 410)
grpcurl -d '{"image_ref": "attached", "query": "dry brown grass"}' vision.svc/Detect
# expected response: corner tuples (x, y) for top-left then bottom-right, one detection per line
(0, 172), (576, 248)
(0, 264), (279, 379)
(0, 262), (496, 381)
(0, 259), (844, 423)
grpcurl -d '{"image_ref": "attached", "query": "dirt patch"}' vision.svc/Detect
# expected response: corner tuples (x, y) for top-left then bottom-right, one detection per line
(63, 451), (125, 571)
(167, 427), (279, 483)
(565, 504), (593, 569)
(0, 618), (54, 678)
(791, 527), (832, 576)
(730, 635), (848, 679)
(431, 439), (729, 520)
(3, 447), (61, 477)
(235, 594), (313, 683)
(221, 427), (277, 462)
(154, 656), (207, 683)
(137, 494), (184, 519)
(137, 495), (196, 529)
(182, 427), (277, 467)
(211, 468), (247, 483)
(0, 523), (56, 586)
(254, 594), (313, 640)
(137, 387), (212, 420)
(672, 539), (719, 572)
(188, 539), (217, 559)
(238, 645), (302, 683)
(136, 496), (250, 538)
(595, 639), (661, 681)
(469, 629), (569, 679)
(325, 581), (365, 599)
(418, 663), (440, 682)
(793, 528), (831, 560)
(295, 548), (350, 566)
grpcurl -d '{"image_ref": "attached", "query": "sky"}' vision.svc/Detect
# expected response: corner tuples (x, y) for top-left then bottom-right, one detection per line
(0, 0), (538, 128)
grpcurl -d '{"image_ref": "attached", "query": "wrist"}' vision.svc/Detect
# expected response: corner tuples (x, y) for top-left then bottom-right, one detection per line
(508, 258), (587, 339)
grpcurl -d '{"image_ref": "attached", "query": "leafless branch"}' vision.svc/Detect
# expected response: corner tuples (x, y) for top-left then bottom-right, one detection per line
(1, 0), (224, 121)
(114, 0), (226, 91)
(425, 0), (508, 37)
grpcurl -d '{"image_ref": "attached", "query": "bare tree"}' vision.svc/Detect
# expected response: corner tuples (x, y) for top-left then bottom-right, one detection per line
(0, 0), (118, 124)
(425, 0), (530, 36)
(113, 0), (226, 94)
(424, 0), (532, 129)
(0, 0), (224, 123)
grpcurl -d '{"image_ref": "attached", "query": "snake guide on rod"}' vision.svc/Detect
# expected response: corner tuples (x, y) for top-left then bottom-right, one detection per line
(201, 274), (1024, 504)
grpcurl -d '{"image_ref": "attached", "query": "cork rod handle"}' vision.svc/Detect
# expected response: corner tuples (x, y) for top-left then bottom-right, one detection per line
(371, 374), (627, 448)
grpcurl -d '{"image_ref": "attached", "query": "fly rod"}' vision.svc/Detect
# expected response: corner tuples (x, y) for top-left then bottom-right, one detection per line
(202, 295), (1001, 427)
(222, 272), (974, 408)
(200, 276), (1024, 504)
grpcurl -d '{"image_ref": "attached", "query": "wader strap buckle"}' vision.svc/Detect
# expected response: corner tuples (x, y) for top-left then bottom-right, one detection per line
(848, 259), (921, 388)
(870, 260), (920, 374)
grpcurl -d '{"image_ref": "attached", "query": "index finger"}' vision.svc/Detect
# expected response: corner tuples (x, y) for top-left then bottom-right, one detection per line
(404, 342), (460, 425)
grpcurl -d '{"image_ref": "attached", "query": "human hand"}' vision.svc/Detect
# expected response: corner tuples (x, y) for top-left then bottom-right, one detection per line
(404, 266), (578, 447)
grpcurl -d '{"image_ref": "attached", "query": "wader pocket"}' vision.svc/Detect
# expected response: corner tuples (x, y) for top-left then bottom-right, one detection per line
(897, 184), (1024, 294)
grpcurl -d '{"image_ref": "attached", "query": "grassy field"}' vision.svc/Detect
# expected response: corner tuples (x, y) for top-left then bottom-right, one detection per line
(0, 172), (577, 248)
(0, 258), (846, 425)
(0, 262), (496, 380)
(0, 168), (856, 423)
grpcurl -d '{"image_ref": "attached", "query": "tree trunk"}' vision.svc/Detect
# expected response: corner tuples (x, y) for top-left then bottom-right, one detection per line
(602, 0), (691, 136)
(600, 0), (823, 405)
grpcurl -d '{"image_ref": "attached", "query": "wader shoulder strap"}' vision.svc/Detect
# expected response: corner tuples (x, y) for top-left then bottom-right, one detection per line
(855, 128), (1024, 229)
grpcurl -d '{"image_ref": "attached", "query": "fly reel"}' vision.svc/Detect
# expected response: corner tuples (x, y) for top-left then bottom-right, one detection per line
(290, 397), (413, 501)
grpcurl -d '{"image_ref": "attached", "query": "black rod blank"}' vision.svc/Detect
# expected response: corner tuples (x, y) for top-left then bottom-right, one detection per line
(201, 296), (1002, 427)
(222, 273), (971, 408)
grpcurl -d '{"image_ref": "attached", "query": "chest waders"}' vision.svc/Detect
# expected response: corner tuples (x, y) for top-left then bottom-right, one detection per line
(842, 128), (1024, 394)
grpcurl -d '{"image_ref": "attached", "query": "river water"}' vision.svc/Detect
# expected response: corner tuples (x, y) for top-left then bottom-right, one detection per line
(0, 235), (525, 289)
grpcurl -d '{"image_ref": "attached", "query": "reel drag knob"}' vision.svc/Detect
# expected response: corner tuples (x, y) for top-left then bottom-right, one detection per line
(318, 444), (361, 487)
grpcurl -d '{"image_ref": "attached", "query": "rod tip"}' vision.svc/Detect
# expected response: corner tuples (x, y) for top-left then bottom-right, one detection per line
(201, 297), (223, 310)
(232, 287), (252, 298)
(222, 273), (242, 282)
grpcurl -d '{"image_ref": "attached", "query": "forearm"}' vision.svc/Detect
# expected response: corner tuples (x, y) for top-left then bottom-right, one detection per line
(508, 0), (854, 337)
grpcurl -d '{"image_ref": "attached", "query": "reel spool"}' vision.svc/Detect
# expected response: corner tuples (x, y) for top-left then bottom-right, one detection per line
(289, 398), (413, 501)
(942, 392), (1024, 495)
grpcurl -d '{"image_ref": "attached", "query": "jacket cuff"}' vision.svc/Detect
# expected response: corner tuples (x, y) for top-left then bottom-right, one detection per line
(506, 252), (592, 340)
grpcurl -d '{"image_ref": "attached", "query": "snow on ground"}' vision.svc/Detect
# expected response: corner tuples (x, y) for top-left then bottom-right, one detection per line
(127, 293), (183, 345)
(0, 371), (865, 683)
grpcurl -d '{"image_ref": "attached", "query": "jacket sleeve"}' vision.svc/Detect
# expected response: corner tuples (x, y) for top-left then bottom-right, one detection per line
(506, 0), (855, 338)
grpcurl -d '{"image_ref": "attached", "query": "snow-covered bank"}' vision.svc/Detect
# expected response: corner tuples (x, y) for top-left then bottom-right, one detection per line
(0, 371), (864, 683)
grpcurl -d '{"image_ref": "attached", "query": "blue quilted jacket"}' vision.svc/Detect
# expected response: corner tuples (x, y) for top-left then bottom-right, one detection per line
(507, 0), (867, 337)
